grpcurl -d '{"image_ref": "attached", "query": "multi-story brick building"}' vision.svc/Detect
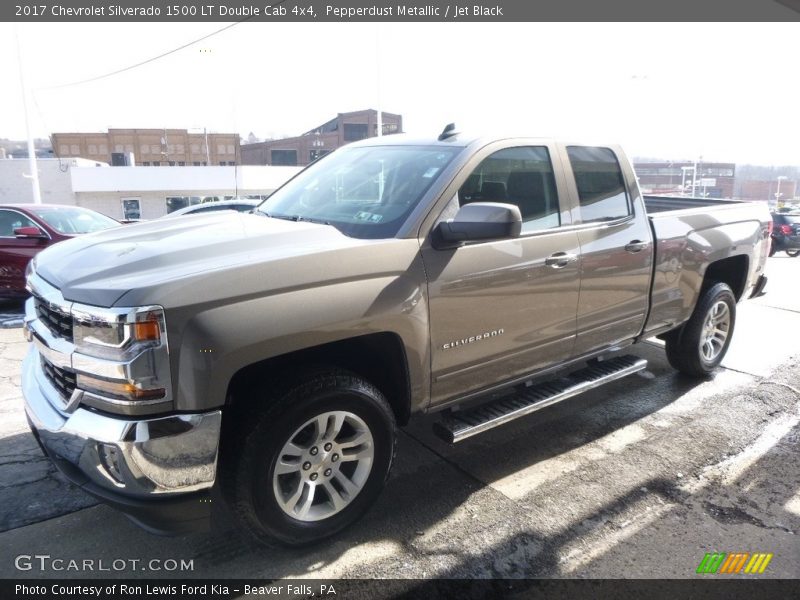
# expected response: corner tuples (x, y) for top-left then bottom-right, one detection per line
(50, 129), (241, 166)
(242, 109), (402, 167)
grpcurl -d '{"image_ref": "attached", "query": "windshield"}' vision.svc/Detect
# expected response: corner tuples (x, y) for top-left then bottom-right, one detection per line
(29, 206), (119, 234)
(256, 145), (461, 239)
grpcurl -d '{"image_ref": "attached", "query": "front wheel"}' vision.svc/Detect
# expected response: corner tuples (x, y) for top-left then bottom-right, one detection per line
(222, 370), (396, 546)
(665, 282), (736, 377)
(786, 248), (800, 257)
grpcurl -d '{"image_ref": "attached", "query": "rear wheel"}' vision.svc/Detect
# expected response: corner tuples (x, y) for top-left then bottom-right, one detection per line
(665, 282), (736, 377)
(222, 370), (396, 546)
(786, 248), (800, 257)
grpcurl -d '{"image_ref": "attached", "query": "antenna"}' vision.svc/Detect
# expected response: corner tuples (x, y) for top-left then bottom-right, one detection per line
(438, 123), (459, 141)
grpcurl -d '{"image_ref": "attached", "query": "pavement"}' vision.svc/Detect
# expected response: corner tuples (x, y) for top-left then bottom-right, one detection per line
(0, 256), (798, 581)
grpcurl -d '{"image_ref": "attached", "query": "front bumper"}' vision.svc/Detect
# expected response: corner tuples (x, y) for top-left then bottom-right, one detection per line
(22, 348), (222, 533)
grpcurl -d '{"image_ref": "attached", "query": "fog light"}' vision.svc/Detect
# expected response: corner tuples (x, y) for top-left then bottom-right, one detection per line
(97, 443), (124, 485)
(77, 374), (165, 401)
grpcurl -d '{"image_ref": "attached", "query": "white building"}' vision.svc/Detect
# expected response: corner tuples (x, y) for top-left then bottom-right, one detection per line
(0, 158), (300, 219)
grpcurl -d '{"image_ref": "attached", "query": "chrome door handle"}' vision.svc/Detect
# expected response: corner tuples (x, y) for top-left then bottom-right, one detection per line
(625, 240), (647, 253)
(545, 252), (578, 268)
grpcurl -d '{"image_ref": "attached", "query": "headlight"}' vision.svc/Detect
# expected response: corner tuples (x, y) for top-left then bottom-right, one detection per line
(72, 306), (166, 360)
(69, 304), (171, 410)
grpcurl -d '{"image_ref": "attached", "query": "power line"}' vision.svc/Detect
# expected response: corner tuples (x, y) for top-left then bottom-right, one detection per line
(34, 2), (287, 91)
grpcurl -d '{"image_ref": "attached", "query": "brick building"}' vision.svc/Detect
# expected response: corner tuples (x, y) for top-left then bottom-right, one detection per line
(739, 179), (798, 205)
(242, 109), (402, 167)
(634, 161), (736, 199)
(51, 129), (241, 166)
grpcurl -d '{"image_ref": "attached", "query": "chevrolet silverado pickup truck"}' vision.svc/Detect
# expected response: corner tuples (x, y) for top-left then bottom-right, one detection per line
(21, 128), (770, 546)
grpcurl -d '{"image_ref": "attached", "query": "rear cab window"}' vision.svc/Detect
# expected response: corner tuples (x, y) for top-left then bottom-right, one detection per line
(566, 146), (632, 223)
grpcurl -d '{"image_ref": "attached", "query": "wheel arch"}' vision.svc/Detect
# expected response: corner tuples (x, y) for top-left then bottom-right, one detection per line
(225, 332), (413, 426)
(702, 254), (749, 301)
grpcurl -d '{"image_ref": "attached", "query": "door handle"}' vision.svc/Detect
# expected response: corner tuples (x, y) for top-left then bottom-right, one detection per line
(545, 252), (578, 268)
(625, 240), (647, 253)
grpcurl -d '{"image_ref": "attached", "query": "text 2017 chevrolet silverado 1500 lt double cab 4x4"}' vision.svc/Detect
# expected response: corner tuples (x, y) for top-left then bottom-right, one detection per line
(21, 128), (770, 545)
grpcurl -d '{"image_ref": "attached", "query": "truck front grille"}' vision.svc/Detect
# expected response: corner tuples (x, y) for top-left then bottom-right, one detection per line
(41, 356), (77, 401)
(34, 296), (73, 343)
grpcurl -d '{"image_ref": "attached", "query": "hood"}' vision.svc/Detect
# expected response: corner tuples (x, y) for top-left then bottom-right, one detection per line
(35, 212), (371, 307)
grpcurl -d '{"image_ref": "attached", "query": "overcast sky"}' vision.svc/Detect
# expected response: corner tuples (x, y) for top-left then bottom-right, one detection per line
(1, 22), (798, 165)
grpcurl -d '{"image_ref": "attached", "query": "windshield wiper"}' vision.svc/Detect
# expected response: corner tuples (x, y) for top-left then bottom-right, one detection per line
(256, 211), (331, 226)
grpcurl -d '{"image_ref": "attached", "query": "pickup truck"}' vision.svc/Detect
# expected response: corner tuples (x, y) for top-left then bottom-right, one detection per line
(21, 128), (770, 546)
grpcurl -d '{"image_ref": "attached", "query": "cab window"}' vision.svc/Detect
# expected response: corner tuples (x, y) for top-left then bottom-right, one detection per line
(458, 146), (560, 234)
(567, 146), (631, 223)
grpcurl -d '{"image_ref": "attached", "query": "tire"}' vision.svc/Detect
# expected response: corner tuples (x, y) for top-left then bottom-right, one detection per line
(664, 282), (736, 377)
(221, 369), (396, 547)
(786, 248), (800, 257)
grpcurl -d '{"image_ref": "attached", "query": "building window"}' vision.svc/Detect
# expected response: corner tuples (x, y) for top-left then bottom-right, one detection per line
(227, 144), (234, 155)
(121, 198), (141, 220)
(343, 123), (369, 141)
(309, 149), (331, 162)
(271, 150), (298, 166)
(227, 161), (236, 166)
(192, 161), (201, 166)
(166, 196), (202, 213)
(88, 144), (97, 155)
(217, 144), (226, 155)
(70, 144), (79, 154)
(152, 161), (160, 167)
(178, 161), (185, 166)
(142, 161), (151, 166)
(59, 144), (69, 155)
(567, 146), (631, 223)
(219, 161), (226, 166)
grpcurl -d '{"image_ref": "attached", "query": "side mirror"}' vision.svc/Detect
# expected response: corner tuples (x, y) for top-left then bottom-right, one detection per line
(13, 226), (48, 239)
(434, 202), (522, 249)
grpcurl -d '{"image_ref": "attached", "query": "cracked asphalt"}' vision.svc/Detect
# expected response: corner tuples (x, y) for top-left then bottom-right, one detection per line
(0, 256), (798, 581)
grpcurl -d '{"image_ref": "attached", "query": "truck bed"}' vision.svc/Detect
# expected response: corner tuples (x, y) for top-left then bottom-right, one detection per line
(643, 195), (748, 214)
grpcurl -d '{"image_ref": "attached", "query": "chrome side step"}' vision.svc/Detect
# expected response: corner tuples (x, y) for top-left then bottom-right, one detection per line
(433, 355), (648, 444)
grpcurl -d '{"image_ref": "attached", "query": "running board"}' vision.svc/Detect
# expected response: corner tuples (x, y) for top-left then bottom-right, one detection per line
(433, 355), (648, 444)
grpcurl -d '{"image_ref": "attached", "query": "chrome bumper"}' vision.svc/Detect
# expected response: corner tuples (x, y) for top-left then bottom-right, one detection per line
(22, 348), (221, 497)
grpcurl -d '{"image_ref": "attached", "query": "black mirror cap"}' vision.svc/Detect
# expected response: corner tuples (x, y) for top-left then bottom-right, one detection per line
(434, 202), (522, 249)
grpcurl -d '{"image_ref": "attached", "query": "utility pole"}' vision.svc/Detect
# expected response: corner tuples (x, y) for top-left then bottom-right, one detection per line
(15, 25), (41, 203)
(375, 25), (382, 138)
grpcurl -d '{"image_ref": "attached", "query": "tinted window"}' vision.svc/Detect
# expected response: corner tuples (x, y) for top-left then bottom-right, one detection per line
(459, 146), (560, 233)
(567, 146), (631, 223)
(271, 150), (298, 166)
(0, 210), (36, 236)
(343, 123), (369, 142)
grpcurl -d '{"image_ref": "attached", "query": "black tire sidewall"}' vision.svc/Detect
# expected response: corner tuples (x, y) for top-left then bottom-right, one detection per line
(685, 283), (737, 373)
(233, 376), (395, 546)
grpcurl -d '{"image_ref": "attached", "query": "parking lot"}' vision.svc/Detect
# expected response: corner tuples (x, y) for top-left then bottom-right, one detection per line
(0, 256), (798, 580)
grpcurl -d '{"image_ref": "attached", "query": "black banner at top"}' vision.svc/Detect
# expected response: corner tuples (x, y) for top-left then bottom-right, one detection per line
(4, 0), (800, 22)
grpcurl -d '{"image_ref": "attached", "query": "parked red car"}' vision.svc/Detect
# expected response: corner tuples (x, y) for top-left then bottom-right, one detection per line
(0, 204), (119, 298)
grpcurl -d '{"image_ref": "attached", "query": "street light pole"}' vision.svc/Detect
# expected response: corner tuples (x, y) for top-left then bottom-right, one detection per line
(775, 175), (788, 207)
(14, 24), (41, 204)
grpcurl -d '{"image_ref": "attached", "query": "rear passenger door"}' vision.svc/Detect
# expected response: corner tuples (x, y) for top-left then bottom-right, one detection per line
(423, 143), (582, 405)
(560, 145), (653, 355)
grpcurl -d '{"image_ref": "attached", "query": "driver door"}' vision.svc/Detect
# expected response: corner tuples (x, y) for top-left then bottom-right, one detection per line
(421, 143), (582, 406)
